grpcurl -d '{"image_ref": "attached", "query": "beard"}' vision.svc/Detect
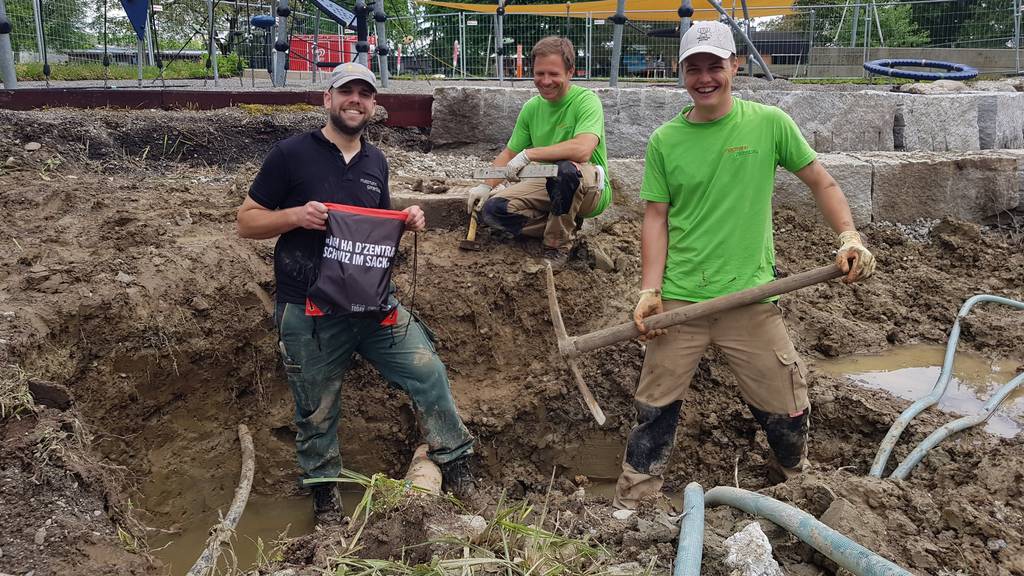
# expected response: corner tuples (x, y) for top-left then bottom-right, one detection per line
(329, 109), (370, 136)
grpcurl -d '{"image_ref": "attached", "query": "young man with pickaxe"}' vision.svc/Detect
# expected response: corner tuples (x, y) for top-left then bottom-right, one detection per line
(615, 21), (876, 510)
(236, 63), (479, 524)
(467, 36), (612, 269)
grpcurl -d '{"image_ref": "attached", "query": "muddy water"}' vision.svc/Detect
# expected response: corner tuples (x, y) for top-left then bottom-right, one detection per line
(815, 344), (1024, 437)
(151, 490), (362, 576)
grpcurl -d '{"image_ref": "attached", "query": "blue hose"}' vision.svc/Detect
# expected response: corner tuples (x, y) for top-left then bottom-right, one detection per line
(870, 295), (1024, 477)
(673, 482), (705, 576)
(702, 487), (912, 576)
(889, 370), (1024, 480)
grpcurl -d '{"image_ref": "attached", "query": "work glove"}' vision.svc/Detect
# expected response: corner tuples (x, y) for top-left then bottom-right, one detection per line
(504, 150), (531, 182)
(836, 230), (876, 283)
(466, 183), (494, 214)
(633, 288), (667, 341)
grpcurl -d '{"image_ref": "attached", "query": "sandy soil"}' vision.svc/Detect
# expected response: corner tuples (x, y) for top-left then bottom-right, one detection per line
(1, 107), (1023, 576)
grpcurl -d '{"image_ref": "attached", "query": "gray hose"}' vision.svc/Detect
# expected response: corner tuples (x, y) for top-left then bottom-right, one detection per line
(673, 482), (705, 576)
(703, 486), (912, 576)
(890, 370), (1024, 480)
(870, 295), (1024, 477)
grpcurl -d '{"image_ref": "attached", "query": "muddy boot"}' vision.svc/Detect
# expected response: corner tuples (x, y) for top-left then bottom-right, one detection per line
(748, 404), (810, 484)
(312, 483), (345, 527)
(440, 455), (485, 510)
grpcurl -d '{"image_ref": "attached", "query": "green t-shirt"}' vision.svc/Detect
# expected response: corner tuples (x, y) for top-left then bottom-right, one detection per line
(507, 85), (612, 217)
(640, 98), (816, 302)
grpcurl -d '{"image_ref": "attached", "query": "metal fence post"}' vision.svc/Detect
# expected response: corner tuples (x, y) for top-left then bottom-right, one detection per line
(678, 0), (692, 87)
(1015, 0), (1021, 75)
(850, 2), (860, 48)
(0, 0), (16, 89)
(609, 0), (626, 86)
(208, 0), (219, 85)
(586, 13), (592, 79)
(459, 11), (466, 78)
(373, 0), (389, 87)
(273, 0), (290, 86)
(31, 0), (43, 62)
(496, 1), (505, 83)
(313, 8), (320, 84)
(806, 8), (815, 78)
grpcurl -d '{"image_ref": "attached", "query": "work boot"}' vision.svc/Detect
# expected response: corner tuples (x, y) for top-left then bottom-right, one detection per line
(311, 483), (345, 527)
(542, 247), (571, 272)
(440, 455), (484, 510)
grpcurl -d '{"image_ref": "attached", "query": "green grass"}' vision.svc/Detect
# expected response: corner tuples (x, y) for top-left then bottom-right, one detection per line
(0, 364), (33, 419)
(16, 54), (247, 81)
(306, 470), (640, 576)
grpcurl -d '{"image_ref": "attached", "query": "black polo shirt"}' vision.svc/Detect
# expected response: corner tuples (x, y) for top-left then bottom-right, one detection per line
(249, 129), (391, 304)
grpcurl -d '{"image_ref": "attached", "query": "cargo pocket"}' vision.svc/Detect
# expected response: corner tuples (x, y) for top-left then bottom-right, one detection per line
(774, 345), (809, 413)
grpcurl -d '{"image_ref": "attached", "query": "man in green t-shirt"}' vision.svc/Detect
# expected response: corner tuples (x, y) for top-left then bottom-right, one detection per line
(614, 21), (877, 510)
(466, 36), (612, 268)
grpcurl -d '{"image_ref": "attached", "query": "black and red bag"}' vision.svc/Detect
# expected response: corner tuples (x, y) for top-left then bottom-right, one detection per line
(305, 203), (408, 317)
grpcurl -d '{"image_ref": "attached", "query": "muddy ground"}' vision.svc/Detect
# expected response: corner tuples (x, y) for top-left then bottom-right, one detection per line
(0, 107), (1023, 576)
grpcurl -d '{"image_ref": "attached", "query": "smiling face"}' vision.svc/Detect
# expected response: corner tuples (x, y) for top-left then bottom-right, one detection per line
(324, 80), (376, 136)
(533, 53), (573, 102)
(682, 52), (739, 116)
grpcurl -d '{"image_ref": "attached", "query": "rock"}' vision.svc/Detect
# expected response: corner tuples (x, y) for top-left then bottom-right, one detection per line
(371, 104), (389, 124)
(175, 209), (193, 226)
(900, 80), (970, 94)
(27, 380), (72, 410)
(24, 142), (42, 152)
(4, 157), (15, 167)
(115, 271), (134, 284)
(591, 246), (616, 272)
(190, 296), (211, 312)
(987, 538), (1008, 552)
(723, 522), (783, 576)
(612, 509), (635, 520)
(34, 526), (46, 545)
(971, 80), (1019, 92)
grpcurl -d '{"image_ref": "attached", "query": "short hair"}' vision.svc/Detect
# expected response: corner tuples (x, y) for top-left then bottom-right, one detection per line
(532, 36), (575, 71)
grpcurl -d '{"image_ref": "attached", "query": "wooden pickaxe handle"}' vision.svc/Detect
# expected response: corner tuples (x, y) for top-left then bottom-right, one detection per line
(569, 264), (844, 357)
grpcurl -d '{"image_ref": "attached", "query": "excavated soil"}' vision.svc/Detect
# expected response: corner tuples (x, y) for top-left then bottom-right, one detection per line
(1, 107), (1023, 576)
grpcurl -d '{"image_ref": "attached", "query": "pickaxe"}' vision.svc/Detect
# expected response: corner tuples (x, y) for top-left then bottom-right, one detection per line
(546, 263), (846, 425)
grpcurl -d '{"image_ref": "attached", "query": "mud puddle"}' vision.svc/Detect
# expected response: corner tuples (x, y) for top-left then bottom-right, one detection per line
(151, 490), (361, 575)
(816, 344), (1024, 437)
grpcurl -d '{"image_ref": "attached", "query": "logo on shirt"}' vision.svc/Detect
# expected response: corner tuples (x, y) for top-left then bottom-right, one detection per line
(724, 145), (758, 159)
(360, 177), (382, 195)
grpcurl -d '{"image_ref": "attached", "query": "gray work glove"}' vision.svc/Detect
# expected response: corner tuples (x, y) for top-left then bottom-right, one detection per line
(467, 183), (494, 214)
(504, 150), (531, 182)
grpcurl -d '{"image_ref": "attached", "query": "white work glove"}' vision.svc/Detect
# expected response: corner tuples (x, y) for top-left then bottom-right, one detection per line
(504, 150), (531, 182)
(633, 288), (667, 341)
(466, 183), (494, 214)
(836, 230), (876, 283)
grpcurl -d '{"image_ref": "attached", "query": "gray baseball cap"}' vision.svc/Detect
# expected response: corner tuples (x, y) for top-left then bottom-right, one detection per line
(679, 21), (737, 62)
(326, 62), (377, 91)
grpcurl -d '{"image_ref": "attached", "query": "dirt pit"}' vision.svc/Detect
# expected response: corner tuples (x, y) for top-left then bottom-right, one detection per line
(1, 107), (1023, 576)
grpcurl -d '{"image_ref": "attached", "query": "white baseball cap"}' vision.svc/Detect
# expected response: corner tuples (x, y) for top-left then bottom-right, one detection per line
(679, 21), (737, 63)
(327, 62), (377, 91)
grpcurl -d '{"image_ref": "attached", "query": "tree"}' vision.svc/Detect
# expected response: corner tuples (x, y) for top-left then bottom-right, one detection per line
(5, 0), (93, 55)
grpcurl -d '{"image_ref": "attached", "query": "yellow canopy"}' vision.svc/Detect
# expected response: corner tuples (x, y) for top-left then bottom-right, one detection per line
(414, 0), (794, 21)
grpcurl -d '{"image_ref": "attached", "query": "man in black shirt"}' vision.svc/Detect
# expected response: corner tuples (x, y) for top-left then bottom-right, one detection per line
(237, 63), (478, 524)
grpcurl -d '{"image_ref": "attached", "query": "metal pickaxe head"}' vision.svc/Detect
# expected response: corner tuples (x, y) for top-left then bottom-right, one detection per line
(545, 262), (606, 426)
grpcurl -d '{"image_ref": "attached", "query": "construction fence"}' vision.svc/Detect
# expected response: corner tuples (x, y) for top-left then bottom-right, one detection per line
(3, 0), (1022, 83)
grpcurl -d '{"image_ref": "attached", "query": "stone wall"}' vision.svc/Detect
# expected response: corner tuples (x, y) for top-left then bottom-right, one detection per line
(431, 86), (1024, 158)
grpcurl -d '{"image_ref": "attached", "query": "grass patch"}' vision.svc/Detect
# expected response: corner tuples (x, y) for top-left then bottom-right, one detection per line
(237, 103), (319, 116)
(0, 364), (34, 419)
(16, 54), (247, 81)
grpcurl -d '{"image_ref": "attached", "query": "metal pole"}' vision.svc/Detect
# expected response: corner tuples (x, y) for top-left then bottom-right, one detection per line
(586, 13), (592, 79)
(496, 0), (505, 83)
(0, 0), (16, 89)
(313, 8), (320, 84)
(1015, 0), (1021, 74)
(372, 0), (389, 87)
(609, 0), (626, 86)
(31, 0), (44, 62)
(677, 0), (692, 87)
(273, 0), (290, 86)
(805, 8), (815, 78)
(459, 12), (466, 78)
(850, 3), (860, 48)
(741, 0), (752, 76)
(208, 0), (219, 85)
(354, 0), (369, 67)
(861, 4), (870, 78)
(706, 0), (773, 80)
(145, 15), (155, 65)
(137, 36), (144, 86)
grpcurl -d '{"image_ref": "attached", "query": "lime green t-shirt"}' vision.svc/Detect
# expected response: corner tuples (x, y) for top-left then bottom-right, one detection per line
(640, 98), (816, 302)
(507, 84), (612, 217)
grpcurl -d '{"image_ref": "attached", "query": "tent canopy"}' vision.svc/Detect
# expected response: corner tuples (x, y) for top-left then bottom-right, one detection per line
(414, 0), (794, 21)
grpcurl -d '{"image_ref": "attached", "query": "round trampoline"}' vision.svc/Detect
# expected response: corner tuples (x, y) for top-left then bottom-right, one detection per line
(863, 59), (979, 81)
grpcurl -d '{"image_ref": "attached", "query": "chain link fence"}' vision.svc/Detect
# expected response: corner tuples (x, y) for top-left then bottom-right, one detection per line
(3, 0), (1021, 82)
